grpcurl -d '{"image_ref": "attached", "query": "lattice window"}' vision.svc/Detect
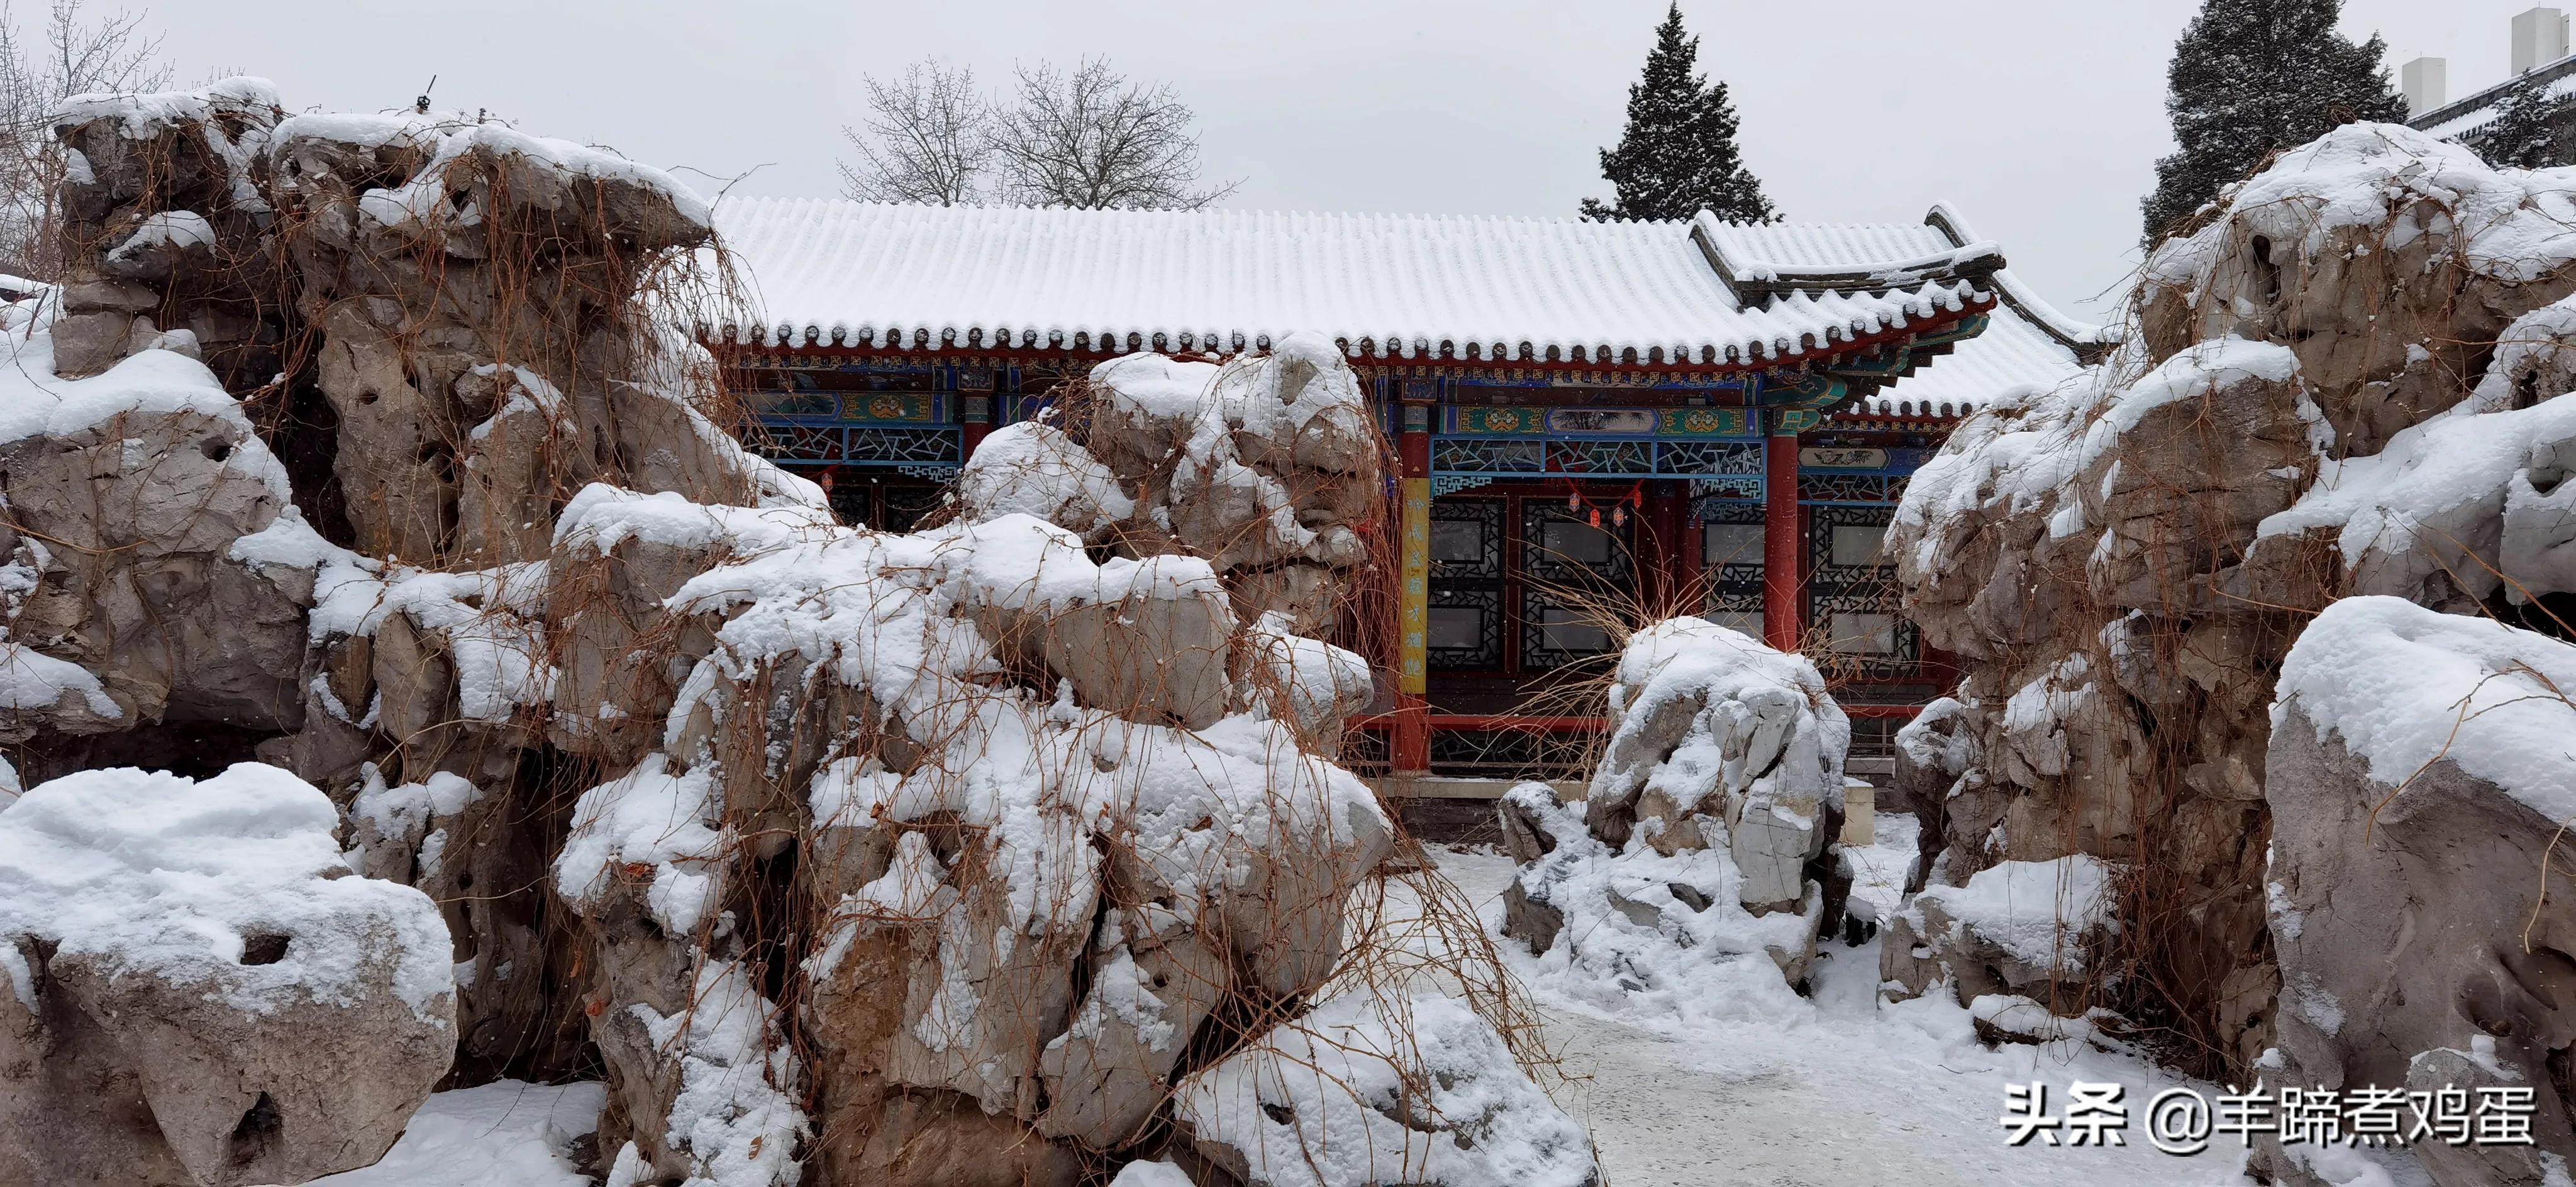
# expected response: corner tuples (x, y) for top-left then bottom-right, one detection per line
(1699, 500), (1765, 634)
(1519, 502), (1632, 586)
(846, 427), (962, 465)
(1543, 439), (1654, 475)
(1430, 499), (1504, 582)
(1431, 438), (1545, 473)
(1519, 501), (1629, 671)
(1807, 504), (1916, 678)
(1521, 588), (1618, 671)
(881, 484), (947, 532)
(1427, 588), (1505, 670)
(758, 425), (843, 461)
(1797, 472), (1911, 504)
(1428, 499), (1506, 670)
(1660, 441), (1764, 477)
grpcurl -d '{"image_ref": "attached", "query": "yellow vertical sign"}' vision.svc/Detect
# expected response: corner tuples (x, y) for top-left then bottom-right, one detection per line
(1399, 477), (1430, 694)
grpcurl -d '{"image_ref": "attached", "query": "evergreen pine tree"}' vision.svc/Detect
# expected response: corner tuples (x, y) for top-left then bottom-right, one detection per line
(2475, 71), (2576, 170)
(2143, 0), (2406, 242)
(1581, 4), (1775, 223)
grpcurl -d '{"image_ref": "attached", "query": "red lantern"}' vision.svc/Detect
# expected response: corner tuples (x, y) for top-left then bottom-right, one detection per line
(1587, 508), (1601, 528)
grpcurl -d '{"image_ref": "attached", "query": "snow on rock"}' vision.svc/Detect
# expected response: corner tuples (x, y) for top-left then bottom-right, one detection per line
(556, 754), (730, 936)
(612, 962), (806, 1187)
(1917, 856), (2113, 973)
(952, 420), (1136, 536)
(13, 68), (1543, 1187)
(544, 483), (835, 769)
(1109, 1161), (1199, 1187)
(1498, 619), (1851, 1017)
(1883, 121), (2576, 1081)
(0, 293), (308, 742)
(1242, 609), (1375, 753)
(308, 1079), (607, 1187)
(2258, 595), (2576, 1181)
(1880, 855), (2117, 1012)
(2254, 376), (2576, 610)
(346, 763), (482, 884)
(0, 763), (453, 1186)
(259, 99), (740, 565)
(1886, 696), (1977, 895)
(555, 485), (835, 558)
(535, 446), (1428, 1181)
(1041, 333), (1382, 631)
(1836, 807), (1920, 929)
(49, 77), (282, 380)
(1174, 991), (1597, 1187)
(2275, 595), (2576, 828)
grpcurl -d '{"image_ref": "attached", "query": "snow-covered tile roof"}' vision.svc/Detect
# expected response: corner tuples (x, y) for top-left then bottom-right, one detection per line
(1846, 305), (2087, 417)
(1693, 219), (1958, 272)
(1840, 203), (2109, 420)
(710, 199), (1994, 367)
(2412, 53), (2576, 143)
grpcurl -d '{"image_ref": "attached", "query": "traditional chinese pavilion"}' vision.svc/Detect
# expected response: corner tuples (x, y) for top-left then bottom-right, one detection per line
(709, 200), (2102, 778)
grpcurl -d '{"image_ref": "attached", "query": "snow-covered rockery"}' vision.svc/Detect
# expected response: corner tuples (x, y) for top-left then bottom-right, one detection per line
(2257, 597), (2576, 1181)
(1497, 620), (1851, 1015)
(954, 333), (1382, 640)
(1887, 121), (2576, 1084)
(0, 77), (1586, 1187)
(0, 763), (453, 1186)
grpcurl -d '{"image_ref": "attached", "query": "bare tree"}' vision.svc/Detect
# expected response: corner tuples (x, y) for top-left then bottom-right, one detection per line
(836, 60), (992, 206)
(0, 0), (170, 276)
(990, 58), (1235, 210)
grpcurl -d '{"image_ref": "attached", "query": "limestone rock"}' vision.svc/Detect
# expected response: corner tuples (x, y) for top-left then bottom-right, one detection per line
(1884, 124), (2576, 1078)
(0, 378), (306, 745)
(1174, 993), (1599, 1187)
(1877, 855), (2113, 1010)
(2252, 598), (2576, 1184)
(1502, 620), (1848, 994)
(962, 333), (1383, 603)
(0, 763), (453, 1187)
(10, 71), (1549, 1187)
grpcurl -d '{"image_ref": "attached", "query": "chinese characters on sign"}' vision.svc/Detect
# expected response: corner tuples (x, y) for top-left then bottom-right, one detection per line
(2001, 1082), (2540, 1155)
(1399, 476), (1430, 694)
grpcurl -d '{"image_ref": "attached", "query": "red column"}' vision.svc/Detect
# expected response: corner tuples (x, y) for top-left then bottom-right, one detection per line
(960, 393), (994, 460)
(1762, 424), (1804, 653)
(1393, 406), (1433, 773)
(1644, 484), (1685, 614)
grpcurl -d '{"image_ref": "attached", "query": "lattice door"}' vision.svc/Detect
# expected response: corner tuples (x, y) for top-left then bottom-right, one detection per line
(1426, 499), (1506, 671)
(1698, 500), (1765, 639)
(1807, 504), (1917, 678)
(1518, 501), (1632, 671)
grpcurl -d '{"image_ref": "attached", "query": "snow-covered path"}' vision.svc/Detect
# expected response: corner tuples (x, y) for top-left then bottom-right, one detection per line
(1429, 846), (2284, 1187)
(308, 847), (2433, 1187)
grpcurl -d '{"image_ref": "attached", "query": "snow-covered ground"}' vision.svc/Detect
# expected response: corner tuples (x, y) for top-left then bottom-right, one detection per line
(294, 1080), (605, 1187)
(1429, 842), (2287, 1187)
(282, 836), (2434, 1187)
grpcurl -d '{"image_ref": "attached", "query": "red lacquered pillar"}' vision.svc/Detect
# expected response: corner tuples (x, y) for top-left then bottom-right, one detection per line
(960, 392), (993, 460)
(1763, 412), (1805, 653)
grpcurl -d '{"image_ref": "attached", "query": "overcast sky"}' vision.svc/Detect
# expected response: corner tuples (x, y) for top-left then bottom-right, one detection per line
(155, 0), (2535, 321)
